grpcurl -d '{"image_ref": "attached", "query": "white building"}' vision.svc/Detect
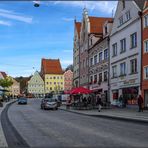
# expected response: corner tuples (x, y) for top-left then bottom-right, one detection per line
(28, 71), (45, 97)
(110, 0), (145, 105)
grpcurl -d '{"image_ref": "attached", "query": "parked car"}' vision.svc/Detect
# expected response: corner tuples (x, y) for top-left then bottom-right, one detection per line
(18, 97), (27, 105)
(40, 98), (58, 110)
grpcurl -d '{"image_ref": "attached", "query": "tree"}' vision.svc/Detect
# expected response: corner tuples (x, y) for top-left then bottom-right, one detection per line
(0, 77), (13, 88)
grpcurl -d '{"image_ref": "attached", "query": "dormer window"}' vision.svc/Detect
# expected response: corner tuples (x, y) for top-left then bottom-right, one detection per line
(126, 11), (130, 21)
(122, 0), (125, 10)
(119, 16), (123, 26)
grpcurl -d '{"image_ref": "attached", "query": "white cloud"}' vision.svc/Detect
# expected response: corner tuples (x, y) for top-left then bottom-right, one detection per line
(52, 1), (117, 14)
(0, 20), (12, 26)
(0, 8), (33, 23)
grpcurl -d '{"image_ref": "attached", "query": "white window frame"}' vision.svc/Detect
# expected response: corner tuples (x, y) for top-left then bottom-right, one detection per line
(144, 40), (148, 53)
(112, 43), (117, 57)
(120, 62), (126, 76)
(125, 11), (130, 21)
(144, 66), (148, 79)
(144, 14), (148, 28)
(120, 38), (126, 53)
(112, 65), (117, 78)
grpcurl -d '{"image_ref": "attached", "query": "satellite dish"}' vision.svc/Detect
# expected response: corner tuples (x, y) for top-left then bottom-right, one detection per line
(33, 1), (40, 7)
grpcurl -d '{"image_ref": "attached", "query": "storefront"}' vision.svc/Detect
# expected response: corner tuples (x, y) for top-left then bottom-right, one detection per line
(122, 87), (139, 105)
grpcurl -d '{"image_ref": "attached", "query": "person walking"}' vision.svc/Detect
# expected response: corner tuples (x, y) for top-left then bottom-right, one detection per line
(97, 95), (102, 112)
(137, 95), (143, 112)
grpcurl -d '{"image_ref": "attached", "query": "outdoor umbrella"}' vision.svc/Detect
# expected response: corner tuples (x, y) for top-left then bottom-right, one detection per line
(70, 87), (92, 95)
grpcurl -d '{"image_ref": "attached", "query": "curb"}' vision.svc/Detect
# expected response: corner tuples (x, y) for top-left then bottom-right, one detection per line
(0, 99), (17, 148)
(59, 108), (148, 125)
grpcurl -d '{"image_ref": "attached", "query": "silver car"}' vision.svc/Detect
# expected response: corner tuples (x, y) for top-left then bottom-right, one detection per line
(41, 98), (58, 110)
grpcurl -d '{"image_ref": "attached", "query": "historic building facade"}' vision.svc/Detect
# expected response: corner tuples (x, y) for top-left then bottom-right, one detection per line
(109, 0), (145, 105)
(73, 20), (81, 88)
(41, 58), (64, 94)
(88, 20), (113, 103)
(64, 70), (73, 91)
(28, 71), (44, 97)
(142, 1), (148, 108)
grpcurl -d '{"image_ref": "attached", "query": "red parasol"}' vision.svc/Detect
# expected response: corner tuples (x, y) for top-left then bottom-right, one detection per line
(70, 87), (92, 94)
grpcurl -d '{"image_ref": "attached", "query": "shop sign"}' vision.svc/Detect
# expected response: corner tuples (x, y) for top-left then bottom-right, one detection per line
(123, 79), (136, 85)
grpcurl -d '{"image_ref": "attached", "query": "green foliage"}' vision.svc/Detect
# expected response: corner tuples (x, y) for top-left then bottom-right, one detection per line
(0, 77), (13, 88)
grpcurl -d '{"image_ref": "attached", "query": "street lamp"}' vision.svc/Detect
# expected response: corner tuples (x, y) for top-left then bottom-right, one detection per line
(33, 1), (40, 7)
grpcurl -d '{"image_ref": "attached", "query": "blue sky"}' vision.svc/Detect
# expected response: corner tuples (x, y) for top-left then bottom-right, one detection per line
(0, 1), (117, 77)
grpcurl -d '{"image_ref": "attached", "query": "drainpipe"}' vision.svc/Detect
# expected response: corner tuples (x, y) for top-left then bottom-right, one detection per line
(138, 11), (143, 95)
(107, 36), (110, 104)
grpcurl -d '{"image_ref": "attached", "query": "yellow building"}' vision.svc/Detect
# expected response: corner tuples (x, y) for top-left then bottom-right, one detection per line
(41, 58), (64, 94)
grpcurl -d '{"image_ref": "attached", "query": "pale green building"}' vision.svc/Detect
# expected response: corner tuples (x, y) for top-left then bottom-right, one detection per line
(28, 71), (45, 97)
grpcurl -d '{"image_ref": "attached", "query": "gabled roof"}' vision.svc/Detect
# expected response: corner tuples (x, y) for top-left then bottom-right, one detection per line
(88, 17), (113, 33)
(75, 22), (81, 38)
(0, 71), (7, 78)
(134, 0), (145, 10)
(41, 58), (63, 75)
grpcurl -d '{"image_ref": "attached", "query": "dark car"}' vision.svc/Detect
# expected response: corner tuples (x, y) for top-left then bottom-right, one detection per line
(18, 97), (27, 105)
(40, 98), (58, 110)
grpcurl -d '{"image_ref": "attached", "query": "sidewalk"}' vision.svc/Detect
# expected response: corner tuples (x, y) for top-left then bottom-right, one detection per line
(0, 99), (16, 147)
(59, 105), (148, 124)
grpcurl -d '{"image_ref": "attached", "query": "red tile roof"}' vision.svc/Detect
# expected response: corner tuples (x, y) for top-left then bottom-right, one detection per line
(75, 22), (81, 38)
(88, 17), (113, 33)
(41, 58), (63, 75)
(0, 71), (7, 78)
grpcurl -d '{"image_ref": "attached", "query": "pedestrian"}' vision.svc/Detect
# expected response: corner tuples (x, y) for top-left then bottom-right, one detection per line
(97, 95), (102, 112)
(137, 95), (143, 112)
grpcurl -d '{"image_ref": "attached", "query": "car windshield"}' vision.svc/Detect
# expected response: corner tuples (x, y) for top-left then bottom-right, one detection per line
(44, 98), (55, 102)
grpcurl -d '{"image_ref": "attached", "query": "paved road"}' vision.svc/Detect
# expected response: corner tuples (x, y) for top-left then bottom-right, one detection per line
(7, 99), (148, 147)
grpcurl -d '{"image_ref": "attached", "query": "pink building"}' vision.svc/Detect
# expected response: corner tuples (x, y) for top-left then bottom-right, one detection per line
(64, 70), (73, 91)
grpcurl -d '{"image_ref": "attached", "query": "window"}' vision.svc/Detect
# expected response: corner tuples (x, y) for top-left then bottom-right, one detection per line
(130, 59), (137, 74)
(61, 82), (63, 85)
(46, 82), (48, 84)
(112, 43), (117, 57)
(120, 62), (126, 76)
(61, 76), (63, 79)
(144, 40), (148, 53)
(105, 26), (107, 34)
(50, 82), (52, 84)
(120, 38), (126, 53)
(83, 59), (85, 68)
(104, 71), (108, 81)
(50, 77), (52, 79)
(90, 57), (93, 66)
(104, 49), (108, 60)
(122, 0), (125, 9)
(130, 32), (137, 48)
(53, 77), (56, 79)
(99, 52), (102, 62)
(144, 66), (148, 79)
(126, 11), (130, 21)
(94, 74), (97, 83)
(54, 82), (56, 85)
(112, 65), (117, 78)
(99, 73), (102, 82)
(144, 14), (148, 27)
(90, 76), (93, 83)
(119, 16), (123, 26)
(94, 55), (97, 64)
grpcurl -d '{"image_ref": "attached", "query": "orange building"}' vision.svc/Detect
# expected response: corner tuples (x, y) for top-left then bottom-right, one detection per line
(142, 1), (148, 108)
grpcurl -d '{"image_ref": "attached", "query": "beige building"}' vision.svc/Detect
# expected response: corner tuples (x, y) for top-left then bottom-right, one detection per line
(9, 77), (20, 97)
